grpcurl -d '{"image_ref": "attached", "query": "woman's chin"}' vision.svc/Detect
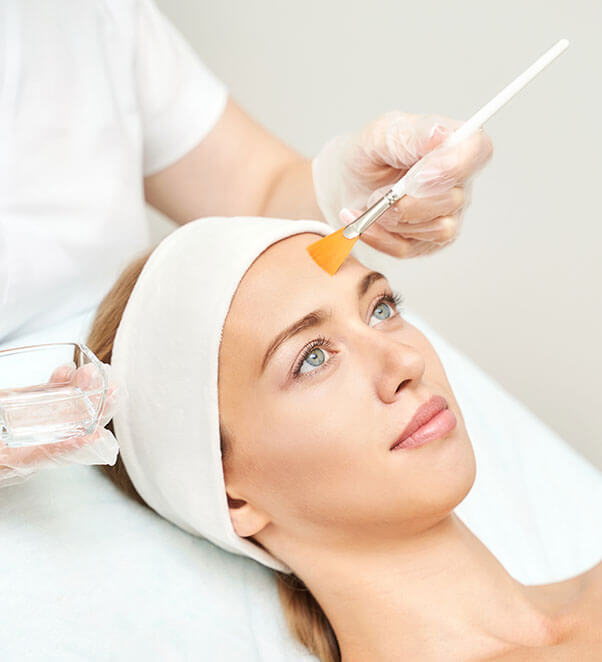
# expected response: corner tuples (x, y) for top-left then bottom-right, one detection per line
(387, 425), (477, 512)
(432, 429), (477, 507)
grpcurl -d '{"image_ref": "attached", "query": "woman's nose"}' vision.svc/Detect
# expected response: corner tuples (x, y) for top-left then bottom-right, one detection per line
(374, 336), (426, 404)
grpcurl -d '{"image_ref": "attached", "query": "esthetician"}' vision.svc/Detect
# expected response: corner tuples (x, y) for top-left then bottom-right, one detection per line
(0, 0), (493, 343)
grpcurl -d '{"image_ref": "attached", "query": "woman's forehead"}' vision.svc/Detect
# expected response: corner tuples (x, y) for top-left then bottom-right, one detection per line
(232, 235), (366, 313)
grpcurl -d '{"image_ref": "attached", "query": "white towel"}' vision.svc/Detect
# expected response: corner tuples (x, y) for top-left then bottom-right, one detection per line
(112, 216), (334, 573)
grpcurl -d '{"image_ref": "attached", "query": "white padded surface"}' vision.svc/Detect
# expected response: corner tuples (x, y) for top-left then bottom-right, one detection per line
(1, 305), (600, 661)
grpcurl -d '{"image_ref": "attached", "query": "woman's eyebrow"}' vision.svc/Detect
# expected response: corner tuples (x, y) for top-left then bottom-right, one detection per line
(260, 271), (386, 374)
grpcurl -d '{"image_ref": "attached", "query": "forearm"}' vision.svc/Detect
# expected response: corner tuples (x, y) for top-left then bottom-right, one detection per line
(260, 157), (325, 222)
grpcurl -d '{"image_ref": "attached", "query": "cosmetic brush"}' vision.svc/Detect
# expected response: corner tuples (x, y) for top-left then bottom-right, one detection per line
(307, 38), (569, 275)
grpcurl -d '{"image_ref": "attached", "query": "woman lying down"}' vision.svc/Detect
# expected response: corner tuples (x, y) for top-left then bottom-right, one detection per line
(87, 216), (601, 662)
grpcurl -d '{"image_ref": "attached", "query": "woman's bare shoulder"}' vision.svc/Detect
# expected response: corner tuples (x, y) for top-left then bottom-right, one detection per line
(488, 562), (602, 661)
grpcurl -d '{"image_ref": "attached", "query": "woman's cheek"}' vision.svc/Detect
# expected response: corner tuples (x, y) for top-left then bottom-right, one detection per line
(254, 406), (349, 489)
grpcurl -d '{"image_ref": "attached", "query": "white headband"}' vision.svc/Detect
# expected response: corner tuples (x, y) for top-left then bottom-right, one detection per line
(111, 216), (333, 573)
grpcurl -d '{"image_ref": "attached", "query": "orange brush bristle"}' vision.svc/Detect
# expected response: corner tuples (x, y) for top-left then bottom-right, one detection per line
(306, 227), (358, 275)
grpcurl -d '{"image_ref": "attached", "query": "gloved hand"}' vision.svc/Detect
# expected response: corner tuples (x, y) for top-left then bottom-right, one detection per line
(312, 111), (493, 258)
(0, 360), (120, 488)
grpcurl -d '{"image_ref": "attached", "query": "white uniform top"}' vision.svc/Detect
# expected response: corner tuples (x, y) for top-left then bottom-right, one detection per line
(0, 0), (227, 342)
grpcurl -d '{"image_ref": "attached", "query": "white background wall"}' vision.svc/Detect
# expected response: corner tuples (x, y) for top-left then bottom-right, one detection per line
(151, 0), (601, 469)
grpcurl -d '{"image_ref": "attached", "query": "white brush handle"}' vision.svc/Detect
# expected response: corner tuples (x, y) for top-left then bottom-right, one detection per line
(390, 38), (570, 198)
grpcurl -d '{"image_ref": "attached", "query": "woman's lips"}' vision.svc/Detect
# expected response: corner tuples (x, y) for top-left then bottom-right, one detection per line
(390, 395), (457, 451)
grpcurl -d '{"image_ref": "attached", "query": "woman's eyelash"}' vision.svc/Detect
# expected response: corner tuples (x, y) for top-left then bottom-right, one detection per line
(379, 289), (404, 312)
(291, 289), (405, 379)
(292, 335), (334, 379)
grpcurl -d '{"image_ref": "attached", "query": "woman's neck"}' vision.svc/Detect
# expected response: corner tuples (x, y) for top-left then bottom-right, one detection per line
(285, 514), (566, 661)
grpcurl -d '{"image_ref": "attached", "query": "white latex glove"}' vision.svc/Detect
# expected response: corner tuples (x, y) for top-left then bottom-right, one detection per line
(312, 111), (493, 258)
(0, 361), (121, 488)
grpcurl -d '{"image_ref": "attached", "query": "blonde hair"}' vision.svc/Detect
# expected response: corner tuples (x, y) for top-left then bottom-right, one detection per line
(87, 246), (340, 662)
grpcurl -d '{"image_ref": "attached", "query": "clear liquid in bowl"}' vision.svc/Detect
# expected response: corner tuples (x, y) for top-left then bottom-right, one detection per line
(0, 383), (99, 448)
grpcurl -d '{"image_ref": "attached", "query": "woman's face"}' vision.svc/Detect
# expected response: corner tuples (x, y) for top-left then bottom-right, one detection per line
(219, 233), (475, 555)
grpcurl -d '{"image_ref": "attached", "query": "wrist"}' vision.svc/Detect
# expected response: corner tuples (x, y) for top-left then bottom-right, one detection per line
(311, 134), (354, 229)
(262, 157), (324, 221)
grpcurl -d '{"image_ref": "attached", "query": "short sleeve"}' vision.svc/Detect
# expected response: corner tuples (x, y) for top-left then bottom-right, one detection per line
(134, 0), (228, 176)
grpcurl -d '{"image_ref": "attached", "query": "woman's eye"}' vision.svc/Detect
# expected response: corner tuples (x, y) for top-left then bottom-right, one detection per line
(369, 290), (404, 327)
(369, 301), (394, 326)
(296, 346), (331, 376)
(293, 335), (334, 379)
